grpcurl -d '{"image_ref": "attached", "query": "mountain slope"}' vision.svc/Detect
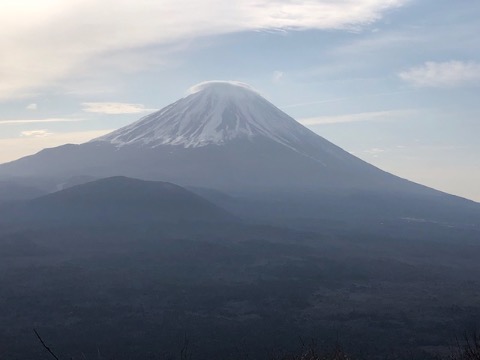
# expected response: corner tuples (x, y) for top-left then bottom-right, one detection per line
(0, 181), (46, 202)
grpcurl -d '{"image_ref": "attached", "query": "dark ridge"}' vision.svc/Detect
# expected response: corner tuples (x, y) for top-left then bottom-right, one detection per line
(3, 176), (236, 226)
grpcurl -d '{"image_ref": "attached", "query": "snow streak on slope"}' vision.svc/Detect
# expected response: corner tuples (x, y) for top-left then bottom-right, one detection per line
(94, 81), (327, 153)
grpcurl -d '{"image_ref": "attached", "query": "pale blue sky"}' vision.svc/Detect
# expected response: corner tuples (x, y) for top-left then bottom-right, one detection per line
(0, 0), (479, 201)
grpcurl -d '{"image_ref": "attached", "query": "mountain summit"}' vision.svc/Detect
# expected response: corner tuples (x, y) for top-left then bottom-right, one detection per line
(92, 81), (350, 165)
(95, 81), (303, 148)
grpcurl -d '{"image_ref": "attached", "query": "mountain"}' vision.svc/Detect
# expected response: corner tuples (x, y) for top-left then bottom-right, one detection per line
(1, 176), (235, 227)
(0, 81), (428, 192)
(0, 81), (478, 226)
(0, 180), (46, 202)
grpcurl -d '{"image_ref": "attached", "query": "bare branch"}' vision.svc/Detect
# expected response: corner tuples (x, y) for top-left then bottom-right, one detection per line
(33, 329), (61, 360)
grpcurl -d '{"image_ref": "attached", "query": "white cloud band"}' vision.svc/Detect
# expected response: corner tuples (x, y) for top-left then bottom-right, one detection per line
(21, 129), (53, 137)
(0, 118), (83, 125)
(81, 102), (157, 114)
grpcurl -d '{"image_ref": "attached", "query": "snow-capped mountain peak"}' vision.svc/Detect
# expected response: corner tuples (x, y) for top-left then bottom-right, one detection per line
(93, 81), (321, 150)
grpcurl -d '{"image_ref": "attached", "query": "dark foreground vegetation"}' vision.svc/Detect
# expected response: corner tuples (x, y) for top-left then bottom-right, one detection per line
(1, 218), (480, 360)
(31, 330), (480, 360)
(274, 334), (480, 360)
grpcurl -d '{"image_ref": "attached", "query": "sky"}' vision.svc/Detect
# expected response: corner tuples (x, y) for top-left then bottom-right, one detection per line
(0, 0), (479, 201)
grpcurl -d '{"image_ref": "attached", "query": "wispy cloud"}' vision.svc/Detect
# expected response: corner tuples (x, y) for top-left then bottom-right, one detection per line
(399, 61), (480, 87)
(82, 102), (157, 114)
(331, 31), (422, 57)
(0, 118), (83, 125)
(26, 103), (37, 110)
(21, 129), (53, 137)
(282, 98), (345, 110)
(0, 0), (408, 100)
(364, 147), (385, 158)
(282, 90), (413, 110)
(300, 109), (414, 125)
(272, 71), (284, 83)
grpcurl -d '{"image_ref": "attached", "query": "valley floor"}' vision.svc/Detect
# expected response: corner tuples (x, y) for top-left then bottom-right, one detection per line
(1, 222), (480, 360)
